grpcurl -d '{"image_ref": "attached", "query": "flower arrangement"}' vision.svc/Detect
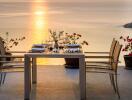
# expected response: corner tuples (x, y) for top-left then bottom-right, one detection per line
(120, 36), (132, 56)
(64, 32), (88, 45)
(47, 30), (88, 52)
(48, 29), (64, 42)
(48, 29), (88, 46)
(0, 32), (26, 51)
(48, 29), (65, 49)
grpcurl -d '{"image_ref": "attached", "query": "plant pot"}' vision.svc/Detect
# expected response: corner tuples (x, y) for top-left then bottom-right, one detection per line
(124, 55), (132, 70)
(64, 58), (79, 69)
(5, 52), (12, 61)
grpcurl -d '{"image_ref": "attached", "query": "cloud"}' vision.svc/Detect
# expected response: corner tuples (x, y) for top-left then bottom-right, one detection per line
(0, 10), (66, 18)
(1, 0), (132, 4)
(0, 12), (30, 17)
(0, 0), (47, 3)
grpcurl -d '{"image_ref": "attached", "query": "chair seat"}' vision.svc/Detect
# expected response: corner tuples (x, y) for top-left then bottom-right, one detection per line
(86, 67), (115, 74)
(85, 61), (109, 64)
(2, 62), (24, 67)
(85, 62), (110, 66)
(1, 67), (24, 73)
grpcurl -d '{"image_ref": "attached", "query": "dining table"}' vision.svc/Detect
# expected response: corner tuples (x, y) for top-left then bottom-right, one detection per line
(24, 52), (86, 100)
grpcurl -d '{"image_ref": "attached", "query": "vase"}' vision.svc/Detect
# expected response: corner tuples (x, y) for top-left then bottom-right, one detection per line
(124, 55), (132, 70)
(5, 52), (13, 61)
(54, 40), (59, 49)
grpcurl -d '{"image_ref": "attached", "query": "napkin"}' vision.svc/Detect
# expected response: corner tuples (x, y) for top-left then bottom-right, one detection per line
(31, 48), (45, 53)
(65, 48), (80, 53)
(32, 44), (48, 48)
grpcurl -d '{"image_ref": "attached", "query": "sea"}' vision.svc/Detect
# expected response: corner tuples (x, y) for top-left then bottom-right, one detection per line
(0, 0), (132, 65)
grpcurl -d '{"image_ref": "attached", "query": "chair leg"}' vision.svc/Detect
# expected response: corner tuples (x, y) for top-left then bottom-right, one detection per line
(110, 74), (117, 93)
(0, 72), (2, 85)
(114, 74), (120, 99)
(2, 72), (7, 84)
(109, 74), (113, 86)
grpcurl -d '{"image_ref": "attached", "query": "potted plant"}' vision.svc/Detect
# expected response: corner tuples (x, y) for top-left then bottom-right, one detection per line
(64, 32), (88, 68)
(0, 32), (25, 61)
(120, 36), (132, 69)
(47, 30), (88, 68)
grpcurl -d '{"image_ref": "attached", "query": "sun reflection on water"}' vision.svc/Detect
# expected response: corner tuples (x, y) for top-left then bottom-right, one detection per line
(31, 0), (48, 44)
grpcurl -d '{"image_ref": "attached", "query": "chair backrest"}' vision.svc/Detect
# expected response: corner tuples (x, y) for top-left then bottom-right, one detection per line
(111, 42), (122, 72)
(0, 37), (6, 55)
(0, 37), (6, 65)
(109, 38), (117, 63)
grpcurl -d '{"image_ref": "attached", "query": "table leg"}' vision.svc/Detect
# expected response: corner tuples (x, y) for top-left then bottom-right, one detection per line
(32, 58), (37, 84)
(79, 56), (86, 100)
(24, 56), (31, 100)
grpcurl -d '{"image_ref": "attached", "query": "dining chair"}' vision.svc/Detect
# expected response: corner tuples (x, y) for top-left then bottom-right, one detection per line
(0, 37), (26, 85)
(85, 42), (122, 99)
(85, 38), (117, 67)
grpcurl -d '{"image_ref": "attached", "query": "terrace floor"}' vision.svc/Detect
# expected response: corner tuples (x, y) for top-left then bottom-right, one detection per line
(0, 65), (132, 100)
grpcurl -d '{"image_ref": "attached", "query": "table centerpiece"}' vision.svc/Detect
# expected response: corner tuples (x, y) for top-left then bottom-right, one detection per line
(47, 29), (88, 68)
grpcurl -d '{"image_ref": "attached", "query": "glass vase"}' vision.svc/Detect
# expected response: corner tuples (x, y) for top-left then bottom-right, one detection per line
(54, 40), (59, 49)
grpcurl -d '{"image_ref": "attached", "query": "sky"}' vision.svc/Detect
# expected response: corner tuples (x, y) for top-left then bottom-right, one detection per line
(0, 0), (132, 2)
(0, 0), (131, 7)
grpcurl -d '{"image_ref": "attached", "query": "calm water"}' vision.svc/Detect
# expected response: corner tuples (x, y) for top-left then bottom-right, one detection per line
(0, 1), (132, 65)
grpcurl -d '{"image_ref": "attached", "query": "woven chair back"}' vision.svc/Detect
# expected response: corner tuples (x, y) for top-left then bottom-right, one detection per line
(109, 38), (117, 64)
(112, 42), (122, 71)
